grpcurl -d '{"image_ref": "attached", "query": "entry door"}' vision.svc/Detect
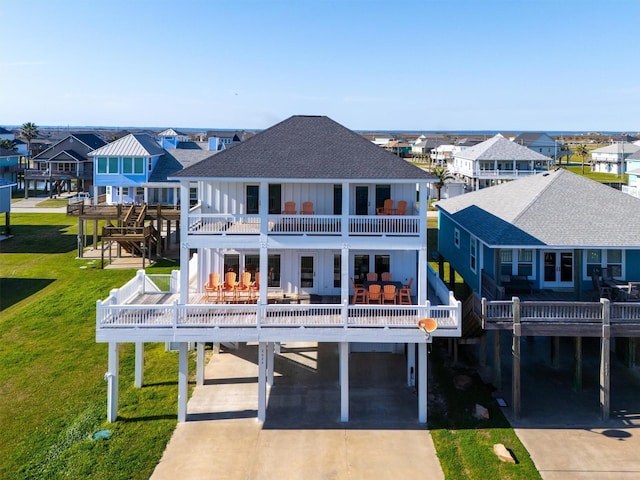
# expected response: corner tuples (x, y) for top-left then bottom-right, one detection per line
(543, 251), (573, 287)
(355, 186), (369, 215)
(299, 255), (316, 293)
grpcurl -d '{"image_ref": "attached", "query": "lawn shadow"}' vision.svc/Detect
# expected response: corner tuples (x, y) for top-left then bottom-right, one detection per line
(0, 277), (56, 311)
(1, 224), (77, 253)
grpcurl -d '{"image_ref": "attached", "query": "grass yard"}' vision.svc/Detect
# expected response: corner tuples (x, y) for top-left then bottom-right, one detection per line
(0, 213), (195, 479)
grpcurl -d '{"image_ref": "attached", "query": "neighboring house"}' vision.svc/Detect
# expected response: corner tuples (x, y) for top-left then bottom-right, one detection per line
(383, 139), (412, 157)
(590, 142), (640, 175)
(0, 179), (16, 237)
(448, 134), (552, 190)
(411, 136), (447, 157)
(24, 133), (106, 198)
(0, 148), (21, 187)
(0, 127), (27, 156)
(512, 132), (570, 162)
(621, 149), (640, 199)
(205, 130), (252, 150)
(88, 133), (216, 205)
(436, 169), (640, 297)
(95, 115), (462, 425)
(156, 128), (191, 149)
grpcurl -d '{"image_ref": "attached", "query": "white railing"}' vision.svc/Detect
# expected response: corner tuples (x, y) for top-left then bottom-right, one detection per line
(473, 169), (541, 178)
(348, 216), (419, 235)
(622, 186), (640, 199)
(97, 298), (460, 333)
(186, 213), (420, 236)
(427, 263), (450, 304)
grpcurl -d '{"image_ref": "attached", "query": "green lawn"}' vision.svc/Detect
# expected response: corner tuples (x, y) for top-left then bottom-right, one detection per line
(0, 213), (195, 479)
(1, 213), (540, 479)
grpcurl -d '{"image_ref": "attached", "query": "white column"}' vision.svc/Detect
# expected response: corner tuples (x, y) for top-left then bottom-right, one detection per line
(341, 246), (349, 305)
(134, 342), (144, 388)
(179, 183), (190, 303)
(178, 342), (189, 422)
(418, 342), (427, 423)
(258, 342), (267, 422)
(407, 343), (416, 386)
(341, 182), (349, 236)
(196, 342), (205, 386)
(106, 342), (119, 423)
(267, 342), (275, 388)
(418, 247), (427, 305)
(340, 342), (349, 422)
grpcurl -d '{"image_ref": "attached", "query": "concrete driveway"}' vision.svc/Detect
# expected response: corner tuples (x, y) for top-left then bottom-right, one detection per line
(151, 342), (444, 480)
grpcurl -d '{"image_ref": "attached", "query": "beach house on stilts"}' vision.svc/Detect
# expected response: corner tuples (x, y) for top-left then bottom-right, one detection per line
(95, 115), (461, 424)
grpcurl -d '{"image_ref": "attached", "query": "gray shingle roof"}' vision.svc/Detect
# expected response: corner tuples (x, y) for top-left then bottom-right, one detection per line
(454, 135), (551, 162)
(89, 134), (164, 157)
(149, 149), (217, 183)
(173, 116), (435, 181)
(437, 169), (640, 247)
(591, 143), (640, 155)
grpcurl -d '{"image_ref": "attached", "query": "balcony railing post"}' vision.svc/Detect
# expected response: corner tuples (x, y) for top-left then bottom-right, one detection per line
(342, 299), (349, 328)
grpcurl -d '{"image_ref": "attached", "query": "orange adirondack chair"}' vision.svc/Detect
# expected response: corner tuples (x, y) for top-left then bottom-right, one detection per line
(221, 271), (238, 302)
(398, 277), (413, 305)
(204, 272), (222, 303)
(366, 272), (378, 282)
(351, 277), (367, 304)
(394, 200), (407, 215)
(300, 201), (314, 214)
(382, 284), (397, 304)
(367, 284), (382, 303)
(381, 272), (392, 282)
(235, 271), (253, 302)
(282, 201), (296, 214)
(249, 272), (260, 302)
(376, 198), (394, 215)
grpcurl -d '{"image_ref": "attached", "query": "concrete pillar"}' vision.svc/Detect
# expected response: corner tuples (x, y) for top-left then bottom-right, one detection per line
(340, 342), (349, 422)
(106, 342), (119, 422)
(418, 342), (427, 423)
(134, 342), (144, 388)
(258, 342), (267, 422)
(196, 342), (205, 386)
(407, 343), (416, 387)
(574, 336), (582, 391)
(178, 342), (189, 422)
(267, 342), (275, 388)
(512, 297), (521, 421)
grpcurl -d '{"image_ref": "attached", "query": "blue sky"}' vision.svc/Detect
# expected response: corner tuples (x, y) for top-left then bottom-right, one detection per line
(1, 0), (638, 132)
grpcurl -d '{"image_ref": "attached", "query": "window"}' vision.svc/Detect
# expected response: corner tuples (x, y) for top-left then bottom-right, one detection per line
(375, 255), (390, 277)
(607, 249), (622, 278)
(147, 158), (152, 171)
(333, 184), (342, 215)
(354, 255), (370, 283)
(244, 254), (259, 281)
(517, 249), (533, 277)
(333, 254), (341, 288)
(470, 237), (477, 272)
(97, 157), (118, 174)
(224, 254), (240, 275)
(375, 184), (391, 211)
(585, 249), (602, 277)
(454, 228), (460, 248)
(268, 184), (282, 214)
(120, 187), (130, 197)
(500, 250), (513, 276)
(268, 255), (281, 287)
(122, 157), (133, 174)
(134, 158), (144, 174)
(246, 185), (259, 214)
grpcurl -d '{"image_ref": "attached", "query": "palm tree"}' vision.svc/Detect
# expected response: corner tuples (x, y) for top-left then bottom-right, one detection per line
(20, 122), (39, 157)
(432, 166), (455, 201)
(0, 139), (17, 151)
(575, 144), (589, 175)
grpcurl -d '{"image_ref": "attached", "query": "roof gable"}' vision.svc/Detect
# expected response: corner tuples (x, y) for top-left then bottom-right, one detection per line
(33, 134), (105, 160)
(174, 116), (434, 181)
(89, 134), (164, 157)
(437, 169), (640, 247)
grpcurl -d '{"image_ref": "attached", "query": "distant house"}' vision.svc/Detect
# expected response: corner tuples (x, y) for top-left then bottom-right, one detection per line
(448, 134), (552, 190)
(0, 179), (16, 237)
(621, 149), (640, 199)
(512, 132), (570, 162)
(205, 130), (252, 150)
(590, 142), (640, 175)
(89, 133), (216, 205)
(436, 169), (640, 297)
(156, 128), (191, 149)
(0, 148), (21, 188)
(24, 133), (106, 198)
(411, 135), (446, 157)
